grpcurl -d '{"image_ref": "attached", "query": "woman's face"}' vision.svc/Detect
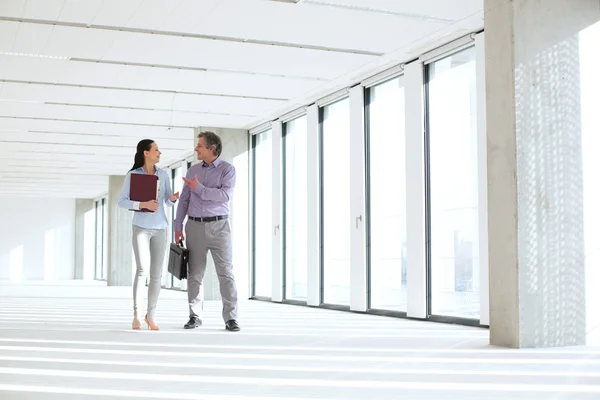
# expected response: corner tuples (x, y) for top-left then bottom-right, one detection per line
(144, 142), (161, 164)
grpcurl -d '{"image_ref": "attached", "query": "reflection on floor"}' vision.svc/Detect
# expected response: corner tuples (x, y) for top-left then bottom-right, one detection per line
(0, 281), (599, 399)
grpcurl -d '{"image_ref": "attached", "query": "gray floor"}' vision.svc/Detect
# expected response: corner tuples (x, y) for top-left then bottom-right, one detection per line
(0, 282), (599, 399)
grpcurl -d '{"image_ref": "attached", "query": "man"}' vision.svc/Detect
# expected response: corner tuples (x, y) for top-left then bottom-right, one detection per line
(174, 131), (240, 332)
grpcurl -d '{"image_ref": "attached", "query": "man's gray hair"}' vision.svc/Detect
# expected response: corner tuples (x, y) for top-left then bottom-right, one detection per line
(198, 131), (222, 157)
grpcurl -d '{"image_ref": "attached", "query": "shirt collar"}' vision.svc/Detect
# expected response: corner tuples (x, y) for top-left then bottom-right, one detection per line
(202, 157), (223, 168)
(135, 166), (160, 175)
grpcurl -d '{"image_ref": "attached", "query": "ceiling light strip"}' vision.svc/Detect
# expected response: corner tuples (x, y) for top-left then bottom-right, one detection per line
(14, 150), (132, 158)
(0, 158), (110, 164)
(28, 130), (190, 141)
(0, 51), (69, 60)
(0, 115), (196, 129)
(0, 140), (184, 151)
(0, 79), (288, 102)
(71, 58), (327, 82)
(70, 58), (207, 72)
(0, 172), (114, 178)
(0, 16), (382, 57)
(43, 102), (258, 118)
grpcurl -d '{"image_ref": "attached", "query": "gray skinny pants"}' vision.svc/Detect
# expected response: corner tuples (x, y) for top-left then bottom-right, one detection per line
(185, 218), (238, 322)
(132, 225), (167, 317)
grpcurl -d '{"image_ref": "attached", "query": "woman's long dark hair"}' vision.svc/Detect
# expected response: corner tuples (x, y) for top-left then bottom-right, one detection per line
(129, 139), (155, 172)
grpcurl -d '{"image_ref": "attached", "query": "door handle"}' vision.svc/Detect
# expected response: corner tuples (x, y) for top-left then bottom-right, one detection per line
(356, 215), (362, 229)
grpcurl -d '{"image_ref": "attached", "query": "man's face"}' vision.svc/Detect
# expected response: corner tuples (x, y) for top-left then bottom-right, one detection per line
(194, 137), (213, 161)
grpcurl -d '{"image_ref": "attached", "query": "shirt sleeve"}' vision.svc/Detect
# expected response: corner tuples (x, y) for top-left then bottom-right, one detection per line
(174, 170), (191, 232)
(117, 172), (141, 210)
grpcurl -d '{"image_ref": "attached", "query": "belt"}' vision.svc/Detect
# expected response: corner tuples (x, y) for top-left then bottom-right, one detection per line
(189, 215), (228, 222)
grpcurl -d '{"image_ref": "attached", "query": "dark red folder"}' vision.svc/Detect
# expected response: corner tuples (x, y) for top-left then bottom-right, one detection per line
(129, 173), (159, 213)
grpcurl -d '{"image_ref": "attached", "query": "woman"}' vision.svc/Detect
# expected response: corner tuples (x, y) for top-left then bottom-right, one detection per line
(118, 139), (179, 330)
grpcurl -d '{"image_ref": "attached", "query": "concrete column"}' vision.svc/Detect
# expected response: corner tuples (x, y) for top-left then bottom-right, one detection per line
(74, 199), (94, 280)
(107, 175), (133, 286)
(192, 127), (250, 301)
(485, 0), (599, 348)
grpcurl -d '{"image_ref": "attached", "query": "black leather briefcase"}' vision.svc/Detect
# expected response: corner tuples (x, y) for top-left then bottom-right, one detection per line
(168, 241), (188, 280)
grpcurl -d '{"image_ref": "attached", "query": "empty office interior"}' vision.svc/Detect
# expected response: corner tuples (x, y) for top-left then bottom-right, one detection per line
(1, 0), (600, 399)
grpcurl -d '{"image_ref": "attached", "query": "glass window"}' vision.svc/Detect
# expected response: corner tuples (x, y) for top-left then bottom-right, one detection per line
(94, 200), (102, 280)
(102, 198), (108, 280)
(283, 116), (308, 301)
(253, 130), (273, 297)
(426, 47), (480, 319)
(367, 76), (407, 311)
(321, 99), (351, 305)
(83, 204), (95, 280)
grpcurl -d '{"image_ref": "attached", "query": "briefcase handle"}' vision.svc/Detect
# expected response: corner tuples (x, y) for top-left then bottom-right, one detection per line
(178, 240), (185, 248)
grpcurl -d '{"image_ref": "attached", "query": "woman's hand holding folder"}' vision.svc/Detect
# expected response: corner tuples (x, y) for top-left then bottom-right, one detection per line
(140, 200), (159, 212)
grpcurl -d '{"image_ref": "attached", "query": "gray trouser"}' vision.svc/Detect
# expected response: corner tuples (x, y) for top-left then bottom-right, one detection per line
(185, 218), (238, 322)
(132, 226), (167, 317)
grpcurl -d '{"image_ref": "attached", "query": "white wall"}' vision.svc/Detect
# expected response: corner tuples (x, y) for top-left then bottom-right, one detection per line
(0, 197), (76, 281)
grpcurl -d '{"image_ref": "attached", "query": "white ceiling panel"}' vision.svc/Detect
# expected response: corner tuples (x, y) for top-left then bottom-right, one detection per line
(44, 25), (121, 59)
(57, 0), (104, 25)
(301, 0), (483, 21)
(0, 160), (143, 173)
(0, 141), (184, 158)
(175, 0), (447, 54)
(1, 163), (133, 173)
(0, 182), (106, 189)
(0, 54), (320, 100)
(0, 0), (27, 19)
(90, 0), (150, 27)
(0, 17), (19, 49)
(0, 82), (173, 109)
(0, 102), (255, 130)
(0, 81), (284, 116)
(0, 117), (193, 140)
(0, 176), (107, 186)
(124, 0), (184, 28)
(0, 131), (188, 150)
(0, 150), (145, 164)
(0, 163), (171, 176)
(170, 94), (283, 115)
(20, 0), (64, 20)
(7, 22), (54, 55)
(0, 102), (183, 126)
(92, 0), (222, 29)
(103, 30), (376, 79)
(0, 0), (483, 197)
(167, 112), (255, 129)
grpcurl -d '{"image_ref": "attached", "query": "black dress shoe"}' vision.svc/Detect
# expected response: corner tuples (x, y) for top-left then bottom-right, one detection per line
(184, 317), (202, 329)
(225, 320), (240, 332)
